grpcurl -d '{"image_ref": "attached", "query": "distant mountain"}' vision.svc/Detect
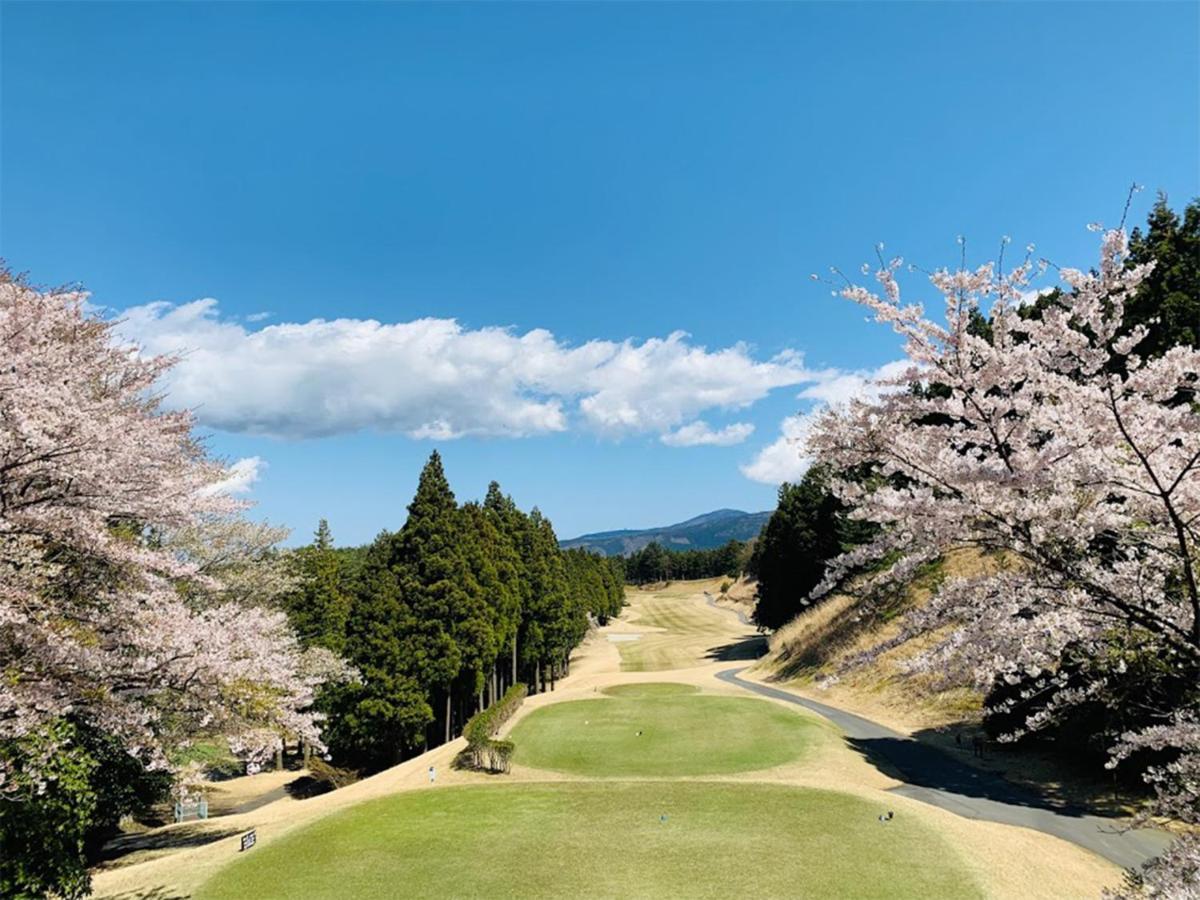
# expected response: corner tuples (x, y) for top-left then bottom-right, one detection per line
(560, 508), (771, 557)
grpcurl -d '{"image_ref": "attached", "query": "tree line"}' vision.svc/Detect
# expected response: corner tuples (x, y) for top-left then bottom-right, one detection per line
(281, 452), (625, 772)
(620, 539), (749, 585)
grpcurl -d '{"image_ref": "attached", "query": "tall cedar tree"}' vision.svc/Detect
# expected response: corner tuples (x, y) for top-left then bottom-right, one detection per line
(284, 519), (351, 653)
(483, 483), (529, 695)
(752, 464), (848, 630)
(392, 451), (471, 744)
(327, 531), (432, 768)
(456, 502), (502, 711)
(1125, 194), (1200, 356)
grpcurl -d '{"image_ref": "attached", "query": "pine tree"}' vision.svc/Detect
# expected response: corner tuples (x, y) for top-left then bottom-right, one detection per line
(284, 519), (351, 653)
(752, 465), (847, 631)
(1126, 194), (1200, 357)
(328, 531), (432, 767)
(392, 451), (468, 743)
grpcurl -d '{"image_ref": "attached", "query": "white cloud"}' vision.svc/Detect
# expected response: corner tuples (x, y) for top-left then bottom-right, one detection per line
(199, 456), (265, 496)
(741, 359), (909, 485)
(117, 300), (819, 442)
(740, 413), (817, 484)
(660, 421), (754, 447)
(797, 359), (911, 406)
(1017, 286), (1055, 307)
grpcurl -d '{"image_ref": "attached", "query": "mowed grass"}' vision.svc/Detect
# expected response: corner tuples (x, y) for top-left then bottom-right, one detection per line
(195, 782), (982, 900)
(619, 588), (761, 672)
(508, 683), (821, 777)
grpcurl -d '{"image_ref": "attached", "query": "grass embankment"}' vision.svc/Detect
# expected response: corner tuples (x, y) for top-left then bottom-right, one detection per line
(195, 781), (982, 900)
(755, 550), (991, 732)
(509, 682), (818, 777)
(754, 552), (1143, 812)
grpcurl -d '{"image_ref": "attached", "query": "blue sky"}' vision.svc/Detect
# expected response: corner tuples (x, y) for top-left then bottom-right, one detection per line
(3, 2), (1198, 545)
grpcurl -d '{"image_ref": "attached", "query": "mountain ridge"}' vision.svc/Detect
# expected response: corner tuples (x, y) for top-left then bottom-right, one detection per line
(560, 508), (770, 557)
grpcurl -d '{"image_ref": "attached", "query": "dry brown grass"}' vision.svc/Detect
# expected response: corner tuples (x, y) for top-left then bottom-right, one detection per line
(758, 549), (996, 734)
(753, 550), (1154, 813)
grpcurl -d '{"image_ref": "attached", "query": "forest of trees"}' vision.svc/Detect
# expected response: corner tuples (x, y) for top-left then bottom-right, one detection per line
(620, 539), (748, 585)
(280, 453), (625, 772)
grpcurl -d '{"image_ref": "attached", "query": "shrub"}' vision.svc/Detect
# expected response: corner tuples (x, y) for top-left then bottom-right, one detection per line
(307, 756), (359, 790)
(462, 685), (527, 772)
(484, 740), (515, 774)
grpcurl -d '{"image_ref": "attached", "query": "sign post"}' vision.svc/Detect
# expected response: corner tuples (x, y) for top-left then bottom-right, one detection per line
(240, 830), (257, 852)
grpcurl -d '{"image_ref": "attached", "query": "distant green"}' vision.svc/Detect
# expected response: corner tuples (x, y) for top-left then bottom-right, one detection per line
(196, 782), (981, 900)
(508, 682), (820, 777)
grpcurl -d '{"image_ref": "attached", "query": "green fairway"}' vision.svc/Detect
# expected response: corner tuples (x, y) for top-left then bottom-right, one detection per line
(508, 682), (821, 776)
(196, 782), (982, 900)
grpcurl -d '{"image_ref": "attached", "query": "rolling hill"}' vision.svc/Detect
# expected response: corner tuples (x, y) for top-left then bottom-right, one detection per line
(559, 508), (770, 556)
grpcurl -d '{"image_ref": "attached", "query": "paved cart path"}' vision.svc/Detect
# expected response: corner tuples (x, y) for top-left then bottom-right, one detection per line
(717, 667), (1173, 871)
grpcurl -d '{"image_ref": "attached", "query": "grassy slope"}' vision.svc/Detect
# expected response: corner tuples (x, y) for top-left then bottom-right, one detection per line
(195, 782), (982, 900)
(755, 550), (990, 732)
(509, 682), (819, 777)
(754, 552), (1144, 813)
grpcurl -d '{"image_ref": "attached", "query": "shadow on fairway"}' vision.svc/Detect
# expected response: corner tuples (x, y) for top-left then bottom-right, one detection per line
(103, 888), (189, 900)
(843, 735), (1092, 815)
(704, 632), (767, 662)
(94, 825), (243, 869)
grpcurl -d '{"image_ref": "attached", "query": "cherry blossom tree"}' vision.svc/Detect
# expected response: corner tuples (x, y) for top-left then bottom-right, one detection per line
(0, 270), (333, 791)
(806, 224), (1199, 895)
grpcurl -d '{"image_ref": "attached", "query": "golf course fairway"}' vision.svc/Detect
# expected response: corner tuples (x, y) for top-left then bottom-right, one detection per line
(195, 782), (982, 899)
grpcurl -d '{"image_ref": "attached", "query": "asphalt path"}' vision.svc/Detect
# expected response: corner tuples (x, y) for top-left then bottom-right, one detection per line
(716, 666), (1173, 871)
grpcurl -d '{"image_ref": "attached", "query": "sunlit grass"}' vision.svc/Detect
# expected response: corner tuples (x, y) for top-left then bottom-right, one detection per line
(195, 782), (982, 900)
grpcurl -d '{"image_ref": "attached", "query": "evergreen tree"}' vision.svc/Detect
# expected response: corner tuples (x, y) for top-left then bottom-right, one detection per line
(392, 451), (469, 743)
(752, 465), (848, 631)
(327, 532), (432, 768)
(456, 502), (503, 713)
(483, 482), (528, 696)
(1125, 194), (1200, 357)
(284, 519), (351, 653)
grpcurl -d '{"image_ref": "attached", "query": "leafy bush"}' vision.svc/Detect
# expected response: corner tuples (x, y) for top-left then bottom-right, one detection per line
(307, 756), (359, 790)
(484, 739), (515, 773)
(461, 685), (526, 772)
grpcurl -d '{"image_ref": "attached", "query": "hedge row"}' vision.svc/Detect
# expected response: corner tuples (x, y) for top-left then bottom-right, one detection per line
(462, 685), (527, 772)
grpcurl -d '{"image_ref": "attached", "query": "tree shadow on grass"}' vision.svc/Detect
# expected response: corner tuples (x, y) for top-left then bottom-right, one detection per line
(843, 733), (1102, 817)
(93, 824), (242, 869)
(704, 632), (767, 662)
(102, 888), (190, 900)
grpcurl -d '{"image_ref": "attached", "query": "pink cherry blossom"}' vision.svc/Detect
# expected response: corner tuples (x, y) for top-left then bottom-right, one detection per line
(0, 271), (337, 789)
(807, 226), (1199, 893)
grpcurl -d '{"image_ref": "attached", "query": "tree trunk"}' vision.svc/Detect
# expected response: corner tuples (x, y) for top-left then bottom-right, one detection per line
(444, 693), (452, 744)
(511, 635), (518, 690)
(275, 745), (284, 771)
